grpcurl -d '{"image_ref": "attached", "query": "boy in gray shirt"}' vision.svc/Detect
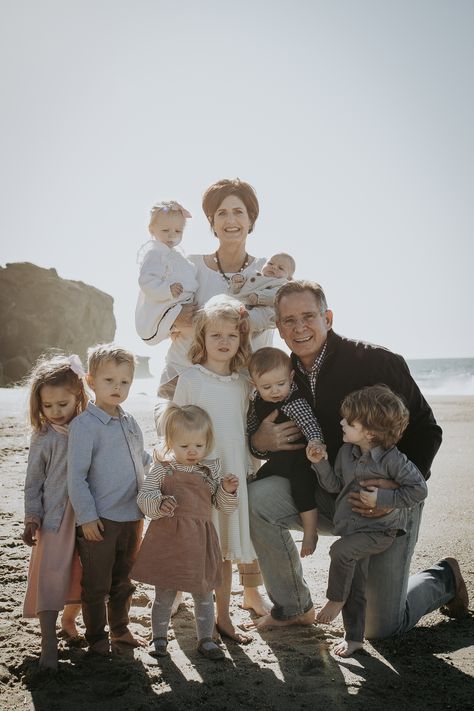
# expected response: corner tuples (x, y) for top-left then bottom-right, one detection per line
(68, 344), (151, 655)
(308, 384), (428, 658)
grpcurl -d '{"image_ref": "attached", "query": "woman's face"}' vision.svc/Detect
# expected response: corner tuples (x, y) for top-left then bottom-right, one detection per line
(212, 195), (251, 245)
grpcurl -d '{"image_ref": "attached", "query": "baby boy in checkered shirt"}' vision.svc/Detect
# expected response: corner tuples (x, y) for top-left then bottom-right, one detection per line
(247, 347), (326, 557)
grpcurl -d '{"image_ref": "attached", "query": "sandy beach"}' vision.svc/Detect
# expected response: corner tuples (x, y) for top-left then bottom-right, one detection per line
(0, 389), (472, 711)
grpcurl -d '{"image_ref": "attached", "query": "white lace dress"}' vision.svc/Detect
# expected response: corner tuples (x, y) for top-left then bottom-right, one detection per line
(173, 364), (256, 563)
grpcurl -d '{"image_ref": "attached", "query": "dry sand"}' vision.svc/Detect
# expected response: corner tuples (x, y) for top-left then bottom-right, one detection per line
(0, 390), (473, 711)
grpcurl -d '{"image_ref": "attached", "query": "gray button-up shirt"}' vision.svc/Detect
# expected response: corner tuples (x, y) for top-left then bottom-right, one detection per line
(312, 443), (428, 535)
(68, 402), (152, 526)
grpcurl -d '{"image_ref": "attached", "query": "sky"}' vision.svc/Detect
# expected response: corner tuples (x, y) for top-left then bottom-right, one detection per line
(1, 0), (473, 374)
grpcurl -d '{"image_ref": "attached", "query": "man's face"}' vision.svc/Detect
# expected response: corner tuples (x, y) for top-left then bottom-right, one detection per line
(277, 290), (333, 368)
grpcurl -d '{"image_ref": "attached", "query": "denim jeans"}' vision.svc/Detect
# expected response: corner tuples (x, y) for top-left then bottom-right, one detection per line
(248, 476), (455, 638)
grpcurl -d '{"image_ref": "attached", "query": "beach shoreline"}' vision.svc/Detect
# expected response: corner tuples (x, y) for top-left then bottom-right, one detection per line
(0, 390), (472, 710)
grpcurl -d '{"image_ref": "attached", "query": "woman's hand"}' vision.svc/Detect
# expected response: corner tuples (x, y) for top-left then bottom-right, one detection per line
(251, 409), (303, 453)
(348, 478), (398, 517)
(222, 474), (239, 494)
(22, 522), (39, 547)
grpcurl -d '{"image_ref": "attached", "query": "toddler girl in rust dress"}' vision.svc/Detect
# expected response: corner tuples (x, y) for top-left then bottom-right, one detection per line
(131, 403), (239, 660)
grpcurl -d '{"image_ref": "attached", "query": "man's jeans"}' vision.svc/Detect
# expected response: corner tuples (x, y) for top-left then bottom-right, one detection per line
(248, 476), (455, 638)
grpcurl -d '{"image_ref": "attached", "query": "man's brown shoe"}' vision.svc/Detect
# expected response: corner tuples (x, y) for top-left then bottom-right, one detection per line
(440, 558), (469, 619)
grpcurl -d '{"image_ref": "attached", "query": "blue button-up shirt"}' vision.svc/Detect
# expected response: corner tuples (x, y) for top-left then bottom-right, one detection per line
(68, 402), (152, 526)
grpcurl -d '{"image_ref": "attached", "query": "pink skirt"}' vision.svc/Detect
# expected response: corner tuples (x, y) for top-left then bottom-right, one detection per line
(23, 500), (82, 617)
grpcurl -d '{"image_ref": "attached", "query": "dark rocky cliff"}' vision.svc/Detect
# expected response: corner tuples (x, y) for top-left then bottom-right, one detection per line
(0, 263), (116, 385)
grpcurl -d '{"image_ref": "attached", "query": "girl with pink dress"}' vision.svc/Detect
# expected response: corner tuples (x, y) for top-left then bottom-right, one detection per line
(22, 354), (88, 670)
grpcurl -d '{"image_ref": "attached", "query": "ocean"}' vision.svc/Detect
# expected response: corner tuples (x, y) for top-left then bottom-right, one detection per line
(407, 357), (474, 395)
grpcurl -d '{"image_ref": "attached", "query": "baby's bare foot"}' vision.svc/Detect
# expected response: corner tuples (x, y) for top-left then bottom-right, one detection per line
(333, 640), (364, 657)
(300, 532), (318, 558)
(316, 600), (344, 624)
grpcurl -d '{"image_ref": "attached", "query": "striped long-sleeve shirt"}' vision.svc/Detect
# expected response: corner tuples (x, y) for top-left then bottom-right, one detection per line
(137, 457), (238, 520)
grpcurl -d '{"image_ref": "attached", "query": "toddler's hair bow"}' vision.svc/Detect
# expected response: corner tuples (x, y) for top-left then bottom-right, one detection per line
(150, 201), (192, 218)
(68, 354), (86, 378)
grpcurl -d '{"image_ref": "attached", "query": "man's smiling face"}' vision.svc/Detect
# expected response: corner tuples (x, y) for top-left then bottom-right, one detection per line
(276, 290), (333, 369)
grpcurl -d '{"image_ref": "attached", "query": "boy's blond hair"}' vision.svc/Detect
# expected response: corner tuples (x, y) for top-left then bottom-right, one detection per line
(87, 343), (136, 377)
(248, 347), (292, 380)
(341, 384), (409, 449)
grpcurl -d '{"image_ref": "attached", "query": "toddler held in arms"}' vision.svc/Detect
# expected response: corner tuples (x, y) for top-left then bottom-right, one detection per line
(132, 403), (239, 660)
(308, 384), (428, 657)
(135, 200), (198, 346)
(247, 347), (325, 557)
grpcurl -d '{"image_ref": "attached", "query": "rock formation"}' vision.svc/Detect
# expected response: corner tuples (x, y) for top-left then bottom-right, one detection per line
(0, 263), (116, 385)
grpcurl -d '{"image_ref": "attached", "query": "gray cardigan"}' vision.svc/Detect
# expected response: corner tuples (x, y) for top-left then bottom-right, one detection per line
(312, 443), (428, 536)
(24, 424), (70, 533)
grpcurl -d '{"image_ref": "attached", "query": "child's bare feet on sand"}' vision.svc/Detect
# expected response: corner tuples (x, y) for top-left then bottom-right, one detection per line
(300, 531), (318, 557)
(333, 640), (364, 657)
(39, 638), (58, 670)
(250, 607), (315, 630)
(171, 591), (184, 617)
(111, 629), (147, 647)
(241, 587), (272, 617)
(60, 603), (81, 639)
(316, 600), (344, 624)
(216, 618), (252, 644)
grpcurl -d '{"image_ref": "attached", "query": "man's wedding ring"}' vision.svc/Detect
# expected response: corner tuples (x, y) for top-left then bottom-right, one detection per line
(369, 509), (373, 513)
(287, 436), (291, 443)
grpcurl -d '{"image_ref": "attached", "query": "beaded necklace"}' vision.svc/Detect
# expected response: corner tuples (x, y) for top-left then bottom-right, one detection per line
(213, 251), (250, 284)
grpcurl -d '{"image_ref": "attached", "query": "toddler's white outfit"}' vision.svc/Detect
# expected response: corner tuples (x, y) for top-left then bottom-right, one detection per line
(135, 241), (198, 346)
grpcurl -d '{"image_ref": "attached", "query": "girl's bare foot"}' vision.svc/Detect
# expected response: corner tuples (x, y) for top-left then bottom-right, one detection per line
(333, 640), (364, 657)
(39, 638), (58, 670)
(251, 606), (315, 630)
(300, 531), (318, 558)
(316, 600), (344, 624)
(241, 587), (272, 616)
(60, 603), (81, 639)
(216, 618), (252, 644)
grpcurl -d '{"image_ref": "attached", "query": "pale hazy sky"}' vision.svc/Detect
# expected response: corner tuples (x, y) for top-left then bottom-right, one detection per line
(1, 0), (473, 372)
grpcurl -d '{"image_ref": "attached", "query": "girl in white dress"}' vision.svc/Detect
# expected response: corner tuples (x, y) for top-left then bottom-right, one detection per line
(173, 297), (267, 643)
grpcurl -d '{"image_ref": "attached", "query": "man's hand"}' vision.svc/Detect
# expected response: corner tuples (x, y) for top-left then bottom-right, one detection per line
(348, 478), (398, 517)
(222, 474), (239, 494)
(160, 497), (178, 517)
(170, 282), (184, 298)
(359, 486), (377, 508)
(251, 409), (304, 453)
(82, 519), (105, 541)
(306, 439), (328, 463)
(22, 522), (39, 546)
